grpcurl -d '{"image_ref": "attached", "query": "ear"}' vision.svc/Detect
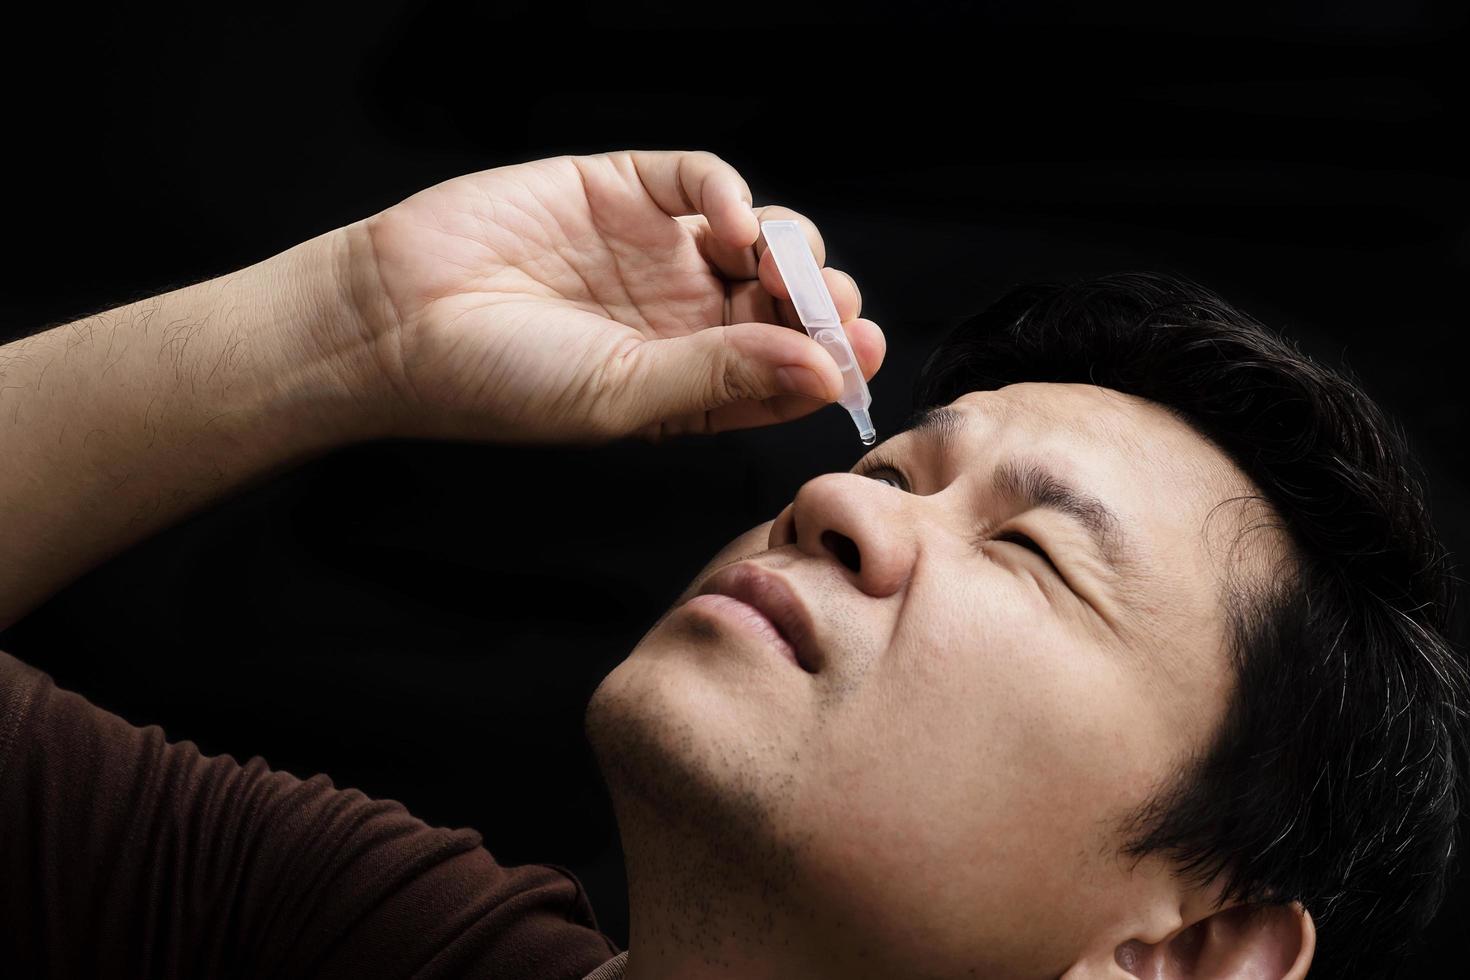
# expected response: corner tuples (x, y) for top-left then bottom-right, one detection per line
(1114, 901), (1315, 979)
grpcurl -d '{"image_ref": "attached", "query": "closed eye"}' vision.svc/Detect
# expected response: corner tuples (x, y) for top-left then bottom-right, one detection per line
(856, 456), (1065, 581)
(994, 530), (1061, 576)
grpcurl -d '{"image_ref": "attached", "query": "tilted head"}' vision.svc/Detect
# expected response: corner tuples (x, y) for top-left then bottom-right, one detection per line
(586, 273), (1468, 979)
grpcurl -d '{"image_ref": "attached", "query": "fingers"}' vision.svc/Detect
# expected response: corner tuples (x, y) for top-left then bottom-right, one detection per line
(622, 149), (759, 249)
(833, 268), (862, 319)
(687, 315), (882, 434)
(752, 203), (826, 267)
(750, 210), (863, 326)
(699, 199), (829, 287)
(610, 321), (847, 437)
(691, 314), (887, 436)
(729, 265), (863, 329)
(626, 153), (859, 326)
(605, 151), (861, 313)
(615, 149), (826, 271)
(840, 317), (887, 382)
(823, 268), (861, 321)
(606, 149), (883, 419)
(727, 261), (880, 387)
(696, 390), (835, 435)
(675, 193), (833, 289)
(677, 199), (830, 285)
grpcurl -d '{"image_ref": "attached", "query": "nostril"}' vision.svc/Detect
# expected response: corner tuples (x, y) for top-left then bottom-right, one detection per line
(820, 530), (861, 574)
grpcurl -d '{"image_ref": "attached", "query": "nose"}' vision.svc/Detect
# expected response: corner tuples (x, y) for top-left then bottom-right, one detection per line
(767, 472), (917, 598)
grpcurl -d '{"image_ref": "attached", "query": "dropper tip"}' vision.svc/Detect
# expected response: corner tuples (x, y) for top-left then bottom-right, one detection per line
(851, 408), (877, 445)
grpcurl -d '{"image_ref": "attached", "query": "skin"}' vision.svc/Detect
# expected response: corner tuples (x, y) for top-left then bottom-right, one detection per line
(586, 383), (1316, 979)
(0, 146), (1314, 976)
(337, 150), (885, 443)
(0, 150), (881, 628)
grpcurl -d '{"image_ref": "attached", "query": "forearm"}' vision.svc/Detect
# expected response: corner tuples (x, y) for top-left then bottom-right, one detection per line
(0, 228), (384, 629)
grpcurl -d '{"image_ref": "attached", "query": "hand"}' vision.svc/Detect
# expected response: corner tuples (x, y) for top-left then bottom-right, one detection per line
(334, 150), (885, 443)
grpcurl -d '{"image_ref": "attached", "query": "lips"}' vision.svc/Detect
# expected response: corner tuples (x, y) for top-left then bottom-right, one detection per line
(695, 563), (822, 673)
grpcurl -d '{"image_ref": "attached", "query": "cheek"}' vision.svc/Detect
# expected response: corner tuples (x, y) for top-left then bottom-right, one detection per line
(793, 599), (1146, 963)
(805, 585), (1158, 919)
(914, 591), (1154, 827)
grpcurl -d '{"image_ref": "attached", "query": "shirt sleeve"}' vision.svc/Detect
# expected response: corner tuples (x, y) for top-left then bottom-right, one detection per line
(0, 650), (622, 980)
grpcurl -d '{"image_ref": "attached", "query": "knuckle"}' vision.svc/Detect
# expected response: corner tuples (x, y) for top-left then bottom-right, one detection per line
(709, 334), (760, 404)
(579, 342), (636, 438)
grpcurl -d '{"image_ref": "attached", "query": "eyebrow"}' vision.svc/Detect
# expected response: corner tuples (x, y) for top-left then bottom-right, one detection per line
(899, 405), (1130, 570)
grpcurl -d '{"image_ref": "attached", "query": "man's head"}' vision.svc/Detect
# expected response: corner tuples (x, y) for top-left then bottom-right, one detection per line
(585, 273), (1468, 979)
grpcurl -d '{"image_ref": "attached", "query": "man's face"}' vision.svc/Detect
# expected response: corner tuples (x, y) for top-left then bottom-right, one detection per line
(587, 383), (1275, 978)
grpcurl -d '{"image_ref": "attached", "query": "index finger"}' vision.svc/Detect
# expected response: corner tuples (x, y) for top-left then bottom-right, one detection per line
(621, 149), (760, 249)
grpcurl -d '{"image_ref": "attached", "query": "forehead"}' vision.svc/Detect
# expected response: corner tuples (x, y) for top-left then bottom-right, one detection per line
(944, 384), (1217, 472)
(941, 384), (1242, 507)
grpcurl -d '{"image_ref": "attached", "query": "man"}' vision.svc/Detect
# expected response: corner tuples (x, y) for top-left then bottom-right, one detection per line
(587, 269), (1470, 978)
(0, 150), (1462, 979)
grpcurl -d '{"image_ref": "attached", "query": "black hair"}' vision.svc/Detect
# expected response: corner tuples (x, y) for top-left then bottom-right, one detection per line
(911, 272), (1469, 979)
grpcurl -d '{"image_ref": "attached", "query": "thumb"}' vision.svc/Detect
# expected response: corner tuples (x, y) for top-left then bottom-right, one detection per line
(610, 322), (843, 431)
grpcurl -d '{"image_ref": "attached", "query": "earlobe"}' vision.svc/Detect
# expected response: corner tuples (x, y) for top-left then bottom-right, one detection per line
(1109, 901), (1315, 978)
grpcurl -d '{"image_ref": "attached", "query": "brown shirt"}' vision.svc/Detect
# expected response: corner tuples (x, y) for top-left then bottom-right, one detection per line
(0, 650), (624, 978)
(581, 951), (629, 979)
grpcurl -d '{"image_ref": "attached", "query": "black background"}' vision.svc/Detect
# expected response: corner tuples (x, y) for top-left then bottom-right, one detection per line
(2, 2), (1466, 974)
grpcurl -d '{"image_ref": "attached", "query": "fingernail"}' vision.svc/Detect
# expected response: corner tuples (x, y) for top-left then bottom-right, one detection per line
(776, 366), (832, 401)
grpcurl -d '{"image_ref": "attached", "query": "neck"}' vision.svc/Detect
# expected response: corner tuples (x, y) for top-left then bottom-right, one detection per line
(615, 788), (821, 980)
(584, 664), (914, 979)
(587, 663), (832, 980)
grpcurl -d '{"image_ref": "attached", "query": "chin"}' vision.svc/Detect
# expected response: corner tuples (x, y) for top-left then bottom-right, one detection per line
(583, 649), (701, 807)
(585, 637), (805, 833)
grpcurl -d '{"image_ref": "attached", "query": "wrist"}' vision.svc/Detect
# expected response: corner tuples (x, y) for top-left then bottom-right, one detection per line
(247, 223), (401, 445)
